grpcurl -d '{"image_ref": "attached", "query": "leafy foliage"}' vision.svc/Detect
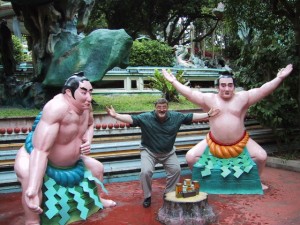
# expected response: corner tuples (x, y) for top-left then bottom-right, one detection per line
(90, 0), (220, 46)
(215, 0), (300, 154)
(85, 4), (108, 34)
(146, 69), (188, 102)
(129, 40), (174, 66)
(231, 15), (298, 124)
(236, 39), (298, 130)
(11, 35), (23, 63)
(8, 35), (32, 63)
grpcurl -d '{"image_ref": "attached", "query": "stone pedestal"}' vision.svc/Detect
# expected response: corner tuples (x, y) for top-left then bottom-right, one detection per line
(157, 191), (216, 225)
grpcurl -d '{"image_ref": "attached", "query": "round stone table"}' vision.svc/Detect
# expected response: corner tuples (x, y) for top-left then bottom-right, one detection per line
(157, 191), (216, 225)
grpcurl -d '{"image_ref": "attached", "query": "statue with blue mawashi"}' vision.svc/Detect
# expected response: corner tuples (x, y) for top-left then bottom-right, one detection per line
(14, 72), (116, 225)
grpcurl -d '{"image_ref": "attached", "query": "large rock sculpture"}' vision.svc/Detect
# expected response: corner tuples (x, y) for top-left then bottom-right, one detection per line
(43, 28), (132, 87)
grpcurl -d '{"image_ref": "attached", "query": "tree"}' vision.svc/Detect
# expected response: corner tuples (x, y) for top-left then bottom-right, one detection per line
(223, 0), (300, 146)
(89, 0), (222, 47)
(224, 0), (299, 105)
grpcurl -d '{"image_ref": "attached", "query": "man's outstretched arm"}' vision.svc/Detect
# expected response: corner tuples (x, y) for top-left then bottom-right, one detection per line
(192, 108), (220, 121)
(106, 105), (133, 124)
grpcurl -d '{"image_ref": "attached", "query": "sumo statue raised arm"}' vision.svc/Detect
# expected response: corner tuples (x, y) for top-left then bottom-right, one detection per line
(14, 72), (116, 225)
(162, 64), (293, 191)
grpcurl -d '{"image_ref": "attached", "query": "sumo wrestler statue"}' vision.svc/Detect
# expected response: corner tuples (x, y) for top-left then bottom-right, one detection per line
(162, 64), (293, 190)
(14, 72), (116, 225)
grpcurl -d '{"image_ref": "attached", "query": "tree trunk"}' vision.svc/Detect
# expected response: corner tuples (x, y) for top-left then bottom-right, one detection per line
(157, 191), (216, 225)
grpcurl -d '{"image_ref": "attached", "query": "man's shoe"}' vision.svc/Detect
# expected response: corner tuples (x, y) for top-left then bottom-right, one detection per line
(143, 197), (151, 208)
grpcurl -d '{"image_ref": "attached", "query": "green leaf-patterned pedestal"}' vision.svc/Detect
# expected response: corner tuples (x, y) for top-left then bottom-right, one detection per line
(192, 147), (263, 195)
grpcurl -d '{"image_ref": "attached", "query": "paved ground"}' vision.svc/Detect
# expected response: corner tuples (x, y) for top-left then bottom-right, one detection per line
(0, 166), (300, 225)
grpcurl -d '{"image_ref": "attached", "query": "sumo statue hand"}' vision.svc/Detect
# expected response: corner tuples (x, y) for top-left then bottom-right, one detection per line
(25, 188), (43, 214)
(80, 138), (91, 155)
(161, 69), (177, 83)
(277, 64), (293, 79)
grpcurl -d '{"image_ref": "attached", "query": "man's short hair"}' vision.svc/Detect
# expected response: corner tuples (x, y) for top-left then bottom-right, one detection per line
(62, 71), (89, 99)
(215, 71), (235, 86)
(154, 98), (168, 106)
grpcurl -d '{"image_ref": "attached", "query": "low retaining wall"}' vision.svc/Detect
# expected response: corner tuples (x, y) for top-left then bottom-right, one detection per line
(267, 157), (300, 173)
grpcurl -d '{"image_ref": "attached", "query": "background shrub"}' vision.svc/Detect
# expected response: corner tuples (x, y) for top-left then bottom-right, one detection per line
(129, 39), (174, 66)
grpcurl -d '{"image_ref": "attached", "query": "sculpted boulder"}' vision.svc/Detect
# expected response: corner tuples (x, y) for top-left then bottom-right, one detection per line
(43, 28), (132, 87)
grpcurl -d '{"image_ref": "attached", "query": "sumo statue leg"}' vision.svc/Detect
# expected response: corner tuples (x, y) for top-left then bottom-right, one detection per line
(246, 138), (268, 190)
(186, 140), (208, 170)
(81, 155), (117, 208)
(14, 147), (41, 225)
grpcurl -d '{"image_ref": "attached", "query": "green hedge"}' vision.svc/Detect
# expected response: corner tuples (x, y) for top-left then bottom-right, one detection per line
(129, 39), (174, 66)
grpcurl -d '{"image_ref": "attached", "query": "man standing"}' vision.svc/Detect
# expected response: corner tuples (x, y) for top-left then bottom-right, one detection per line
(162, 64), (293, 190)
(14, 72), (116, 225)
(106, 98), (219, 207)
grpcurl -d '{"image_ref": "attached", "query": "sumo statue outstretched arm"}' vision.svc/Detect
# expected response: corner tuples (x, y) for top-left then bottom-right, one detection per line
(247, 64), (293, 105)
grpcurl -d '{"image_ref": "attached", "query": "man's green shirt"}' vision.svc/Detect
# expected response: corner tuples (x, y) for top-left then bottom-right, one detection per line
(131, 111), (193, 154)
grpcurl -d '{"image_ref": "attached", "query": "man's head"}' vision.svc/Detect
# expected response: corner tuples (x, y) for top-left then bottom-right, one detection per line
(216, 71), (235, 100)
(62, 71), (93, 110)
(154, 98), (169, 121)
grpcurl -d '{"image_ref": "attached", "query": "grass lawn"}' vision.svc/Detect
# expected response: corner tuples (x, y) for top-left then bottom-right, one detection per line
(0, 94), (200, 118)
(93, 94), (199, 113)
